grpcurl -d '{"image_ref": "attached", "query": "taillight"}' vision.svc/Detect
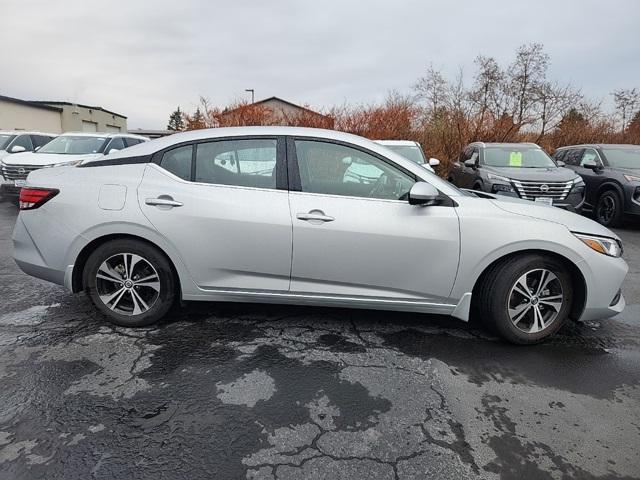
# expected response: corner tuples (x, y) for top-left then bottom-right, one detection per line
(19, 187), (59, 210)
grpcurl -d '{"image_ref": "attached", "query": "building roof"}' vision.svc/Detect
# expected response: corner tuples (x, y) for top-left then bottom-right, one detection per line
(29, 101), (127, 119)
(221, 96), (331, 119)
(0, 94), (62, 112)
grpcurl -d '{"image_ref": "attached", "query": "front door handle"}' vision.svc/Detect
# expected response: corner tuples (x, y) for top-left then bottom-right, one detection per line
(145, 196), (183, 207)
(296, 210), (335, 223)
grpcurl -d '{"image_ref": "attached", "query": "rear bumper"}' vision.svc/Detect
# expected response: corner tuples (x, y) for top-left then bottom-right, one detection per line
(12, 214), (66, 286)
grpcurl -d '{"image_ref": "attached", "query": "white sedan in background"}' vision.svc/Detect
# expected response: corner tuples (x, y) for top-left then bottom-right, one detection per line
(374, 140), (440, 172)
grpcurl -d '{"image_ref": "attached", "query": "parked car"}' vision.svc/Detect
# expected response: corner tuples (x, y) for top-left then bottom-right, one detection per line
(448, 142), (585, 211)
(1, 132), (147, 199)
(374, 140), (440, 172)
(13, 127), (626, 344)
(0, 131), (57, 160)
(553, 144), (640, 227)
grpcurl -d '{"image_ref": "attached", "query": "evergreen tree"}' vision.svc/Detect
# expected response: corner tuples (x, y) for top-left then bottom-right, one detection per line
(167, 107), (185, 131)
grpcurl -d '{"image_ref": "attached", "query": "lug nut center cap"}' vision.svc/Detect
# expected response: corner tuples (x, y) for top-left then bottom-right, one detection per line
(124, 280), (133, 289)
(531, 296), (539, 306)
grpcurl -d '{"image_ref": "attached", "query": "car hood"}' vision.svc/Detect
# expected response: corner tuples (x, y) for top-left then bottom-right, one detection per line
(488, 194), (620, 240)
(484, 165), (578, 182)
(0, 150), (9, 160)
(1, 151), (103, 166)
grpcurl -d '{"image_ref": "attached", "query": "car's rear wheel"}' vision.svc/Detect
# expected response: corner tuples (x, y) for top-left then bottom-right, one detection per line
(475, 254), (573, 344)
(595, 190), (622, 227)
(83, 239), (176, 327)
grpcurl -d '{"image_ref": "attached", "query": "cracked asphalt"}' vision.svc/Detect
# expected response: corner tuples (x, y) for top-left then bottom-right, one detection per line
(0, 201), (639, 480)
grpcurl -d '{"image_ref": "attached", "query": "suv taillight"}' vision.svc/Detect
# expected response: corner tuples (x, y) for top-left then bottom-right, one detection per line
(19, 187), (59, 210)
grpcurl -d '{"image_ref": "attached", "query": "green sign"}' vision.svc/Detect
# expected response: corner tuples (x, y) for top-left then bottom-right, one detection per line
(509, 151), (523, 167)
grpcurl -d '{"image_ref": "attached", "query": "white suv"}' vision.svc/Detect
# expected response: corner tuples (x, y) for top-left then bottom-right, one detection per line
(1, 132), (147, 199)
(0, 131), (57, 160)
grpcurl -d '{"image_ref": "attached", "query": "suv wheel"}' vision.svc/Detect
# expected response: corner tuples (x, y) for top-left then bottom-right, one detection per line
(83, 239), (176, 327)
(475, 254), (573, 344)
(595, 190), (622, 227)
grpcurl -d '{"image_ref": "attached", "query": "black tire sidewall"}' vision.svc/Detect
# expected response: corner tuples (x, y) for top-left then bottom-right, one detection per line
(486, 255), (573, 344)
(596, 191), (622, 227)
(83, 240), (176, 327)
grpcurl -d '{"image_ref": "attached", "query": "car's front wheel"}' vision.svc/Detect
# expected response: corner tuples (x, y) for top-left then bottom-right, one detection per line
(83, 239), (176, 327)
(595, 190), (622, 227)
(475, 254), (573, 344)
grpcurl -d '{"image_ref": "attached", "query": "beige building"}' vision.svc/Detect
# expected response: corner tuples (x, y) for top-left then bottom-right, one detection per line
(0, 94), (127, 133)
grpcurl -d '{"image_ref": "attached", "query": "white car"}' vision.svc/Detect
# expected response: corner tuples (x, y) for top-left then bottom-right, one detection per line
(0, 131), (57, 160)
(12, 127), (628, 344)
(1, 132), (147, 199)
(374, 140), (440, 172)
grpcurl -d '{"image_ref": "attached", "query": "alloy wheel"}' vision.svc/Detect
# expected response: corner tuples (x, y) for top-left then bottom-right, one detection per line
(597, 195), (616, 224)
(95, 253), (160, 316)
(507, 268), (564, 334)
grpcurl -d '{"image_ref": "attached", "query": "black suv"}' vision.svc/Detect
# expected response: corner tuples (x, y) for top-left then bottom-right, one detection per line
(448, 142), (585, 211)
(553, 144), (640, 226)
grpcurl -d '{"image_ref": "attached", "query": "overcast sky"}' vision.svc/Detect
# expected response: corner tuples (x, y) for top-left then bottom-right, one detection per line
(2, 0), (639, 129)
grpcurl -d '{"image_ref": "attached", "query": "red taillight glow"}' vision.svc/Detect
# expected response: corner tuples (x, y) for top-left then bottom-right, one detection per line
(19, 188), (59, 210)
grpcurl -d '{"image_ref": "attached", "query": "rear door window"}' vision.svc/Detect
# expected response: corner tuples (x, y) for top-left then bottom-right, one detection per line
(195, 139), (278, 189)
(160, 145), (193, 181)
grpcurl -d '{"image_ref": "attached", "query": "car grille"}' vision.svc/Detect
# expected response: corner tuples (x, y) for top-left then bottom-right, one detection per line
(1, 164), (42, 181)
(512, 180), (573, 201)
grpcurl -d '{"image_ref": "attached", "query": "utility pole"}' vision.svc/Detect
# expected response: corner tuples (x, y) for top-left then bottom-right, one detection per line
(245, 89), (255, 104)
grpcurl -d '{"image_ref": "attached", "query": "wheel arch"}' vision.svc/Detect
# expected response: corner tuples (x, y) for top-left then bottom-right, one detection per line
(72, 233), (182, 296)
(596, 181), (624, 199)
(471, 249), (587, 321)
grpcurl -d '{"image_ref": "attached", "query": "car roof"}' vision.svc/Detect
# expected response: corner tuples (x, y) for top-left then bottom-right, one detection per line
(57, 132), (148, 140)
(556, 144), (640, 150)
(469, 142), (541, 149)
(0, 130), (57, 136)
(107, 126), (402, 159)
(373, 140), (420, 147)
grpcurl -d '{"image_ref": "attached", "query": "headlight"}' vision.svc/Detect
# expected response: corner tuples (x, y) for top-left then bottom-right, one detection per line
(573, 233), (623, 258)
(572, 176), (585, 186)
(487, 173), (511, 182)
(623, 174), (640, 183)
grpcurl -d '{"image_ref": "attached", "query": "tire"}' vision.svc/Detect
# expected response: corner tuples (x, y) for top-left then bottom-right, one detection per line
(473, 182), (484, 192)
(595, 190), (623, 227)
(475, 254), (573, 344)
(83, 239), (176, 327)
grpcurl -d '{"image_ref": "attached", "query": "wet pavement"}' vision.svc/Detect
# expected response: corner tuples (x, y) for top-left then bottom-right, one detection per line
(0, 201), (639, 480)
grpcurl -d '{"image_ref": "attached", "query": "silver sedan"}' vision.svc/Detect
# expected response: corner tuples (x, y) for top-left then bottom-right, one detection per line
(12, 127), (627, 344)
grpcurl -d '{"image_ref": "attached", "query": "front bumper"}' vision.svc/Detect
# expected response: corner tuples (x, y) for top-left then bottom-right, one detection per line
(623, 184), (640, 218)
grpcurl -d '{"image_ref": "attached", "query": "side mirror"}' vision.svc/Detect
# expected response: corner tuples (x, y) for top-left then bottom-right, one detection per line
(582, 160), (600, 171)
(428, 158), (440, 167)
(556, 160), (566, 167)
(464, 158), (478, 169)
(108, 148), (120, 155)
(10, 145), (26, 153)
(408, 182), (440, 206)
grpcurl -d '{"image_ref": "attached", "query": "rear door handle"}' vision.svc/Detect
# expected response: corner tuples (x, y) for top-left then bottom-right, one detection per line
(145, 197), (183, 207)
(296, 210), (334, 223)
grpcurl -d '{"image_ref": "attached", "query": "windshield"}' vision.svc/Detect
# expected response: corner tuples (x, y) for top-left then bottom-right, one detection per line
(385, 145), (426, 164)
(0, 134), (16, 151)
(484, 147), (556, 168)
(602, 148), (640, 169)
(38, 135), (108, 155)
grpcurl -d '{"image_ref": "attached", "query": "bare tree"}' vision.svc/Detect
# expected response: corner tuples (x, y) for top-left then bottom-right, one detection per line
(533, 81), (582, 141)
(612, 88), (640, 132)
(414, 65), (449, 118)
(507, 43), (550, 128)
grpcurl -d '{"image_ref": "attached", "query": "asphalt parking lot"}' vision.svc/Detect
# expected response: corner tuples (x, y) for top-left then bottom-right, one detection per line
(0, 201), (639, 480)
